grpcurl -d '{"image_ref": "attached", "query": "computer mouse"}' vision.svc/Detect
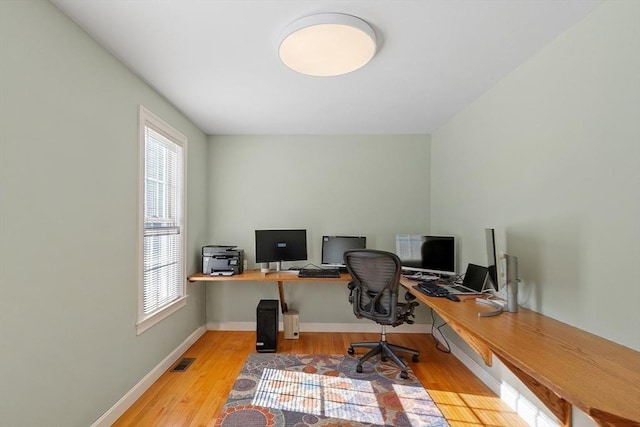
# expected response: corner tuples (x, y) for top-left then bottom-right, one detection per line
(446, 293), (460, 302)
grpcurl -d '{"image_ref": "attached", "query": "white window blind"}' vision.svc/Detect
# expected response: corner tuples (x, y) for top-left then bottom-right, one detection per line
(138, 106), (186, 333)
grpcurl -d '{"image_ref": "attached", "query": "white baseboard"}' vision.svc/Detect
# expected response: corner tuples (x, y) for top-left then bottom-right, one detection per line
(206, 321), (431, 334)
(90, 325), (207, 427)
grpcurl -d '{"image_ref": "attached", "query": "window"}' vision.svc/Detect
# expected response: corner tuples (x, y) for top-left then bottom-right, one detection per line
(137, 105), (187, 334)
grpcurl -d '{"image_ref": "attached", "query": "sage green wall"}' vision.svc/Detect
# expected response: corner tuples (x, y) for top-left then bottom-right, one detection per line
(431, 3), (639, 424)
(431, 0), (639, 351)
(206, 135), (431, 325)
(0, 2), (208, 426)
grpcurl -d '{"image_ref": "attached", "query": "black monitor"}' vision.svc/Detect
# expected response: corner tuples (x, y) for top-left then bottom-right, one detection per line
(321, 236), (367, 269)
(395, 234), (456, 276)
(255, 229), (307, 270)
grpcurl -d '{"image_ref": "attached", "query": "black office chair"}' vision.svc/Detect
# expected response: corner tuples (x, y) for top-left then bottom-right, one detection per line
(344, 249), (419, 379)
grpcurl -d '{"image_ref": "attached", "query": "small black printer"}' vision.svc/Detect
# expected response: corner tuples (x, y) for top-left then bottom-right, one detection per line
(202, 245), (244, 276)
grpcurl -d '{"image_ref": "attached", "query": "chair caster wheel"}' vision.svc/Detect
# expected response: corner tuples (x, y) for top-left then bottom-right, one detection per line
(400, 371), (409, 379)
(412, 355), (419, 362)
(356, 365), (363, 373)
(347, 347), (354, 355)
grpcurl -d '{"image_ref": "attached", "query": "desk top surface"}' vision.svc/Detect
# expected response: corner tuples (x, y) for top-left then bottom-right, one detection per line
(188, 270), (351, 282)
(400, 277), (640, 424)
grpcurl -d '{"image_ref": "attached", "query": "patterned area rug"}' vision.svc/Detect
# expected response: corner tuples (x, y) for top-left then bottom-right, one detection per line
(214, 353), (448, 426)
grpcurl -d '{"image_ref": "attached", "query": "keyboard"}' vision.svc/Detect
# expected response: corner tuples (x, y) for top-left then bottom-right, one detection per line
(413, 280), (450, 298)
(297, 268), (341, 278)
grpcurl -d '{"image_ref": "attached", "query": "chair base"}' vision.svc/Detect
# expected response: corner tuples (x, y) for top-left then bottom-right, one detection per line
(348, 339), (419, 379)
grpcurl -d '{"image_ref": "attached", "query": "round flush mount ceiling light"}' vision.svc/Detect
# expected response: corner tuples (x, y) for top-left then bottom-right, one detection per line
(278, 13), (377, 77)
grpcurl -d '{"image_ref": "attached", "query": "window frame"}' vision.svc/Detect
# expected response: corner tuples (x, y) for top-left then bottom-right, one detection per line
(136, 105), (188, 335)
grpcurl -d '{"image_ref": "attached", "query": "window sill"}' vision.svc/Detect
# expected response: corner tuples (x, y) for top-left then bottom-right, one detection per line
(136, 296), (188, 335)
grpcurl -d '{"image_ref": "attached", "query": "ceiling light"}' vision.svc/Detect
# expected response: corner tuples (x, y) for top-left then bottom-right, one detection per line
(278, 13), (377, 77)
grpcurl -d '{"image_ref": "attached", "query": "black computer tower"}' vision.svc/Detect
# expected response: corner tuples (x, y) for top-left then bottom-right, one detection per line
(256, 299), (279, 352)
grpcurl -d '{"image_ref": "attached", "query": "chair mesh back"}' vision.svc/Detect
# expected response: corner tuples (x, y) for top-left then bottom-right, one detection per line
(344, 249), (401, 325)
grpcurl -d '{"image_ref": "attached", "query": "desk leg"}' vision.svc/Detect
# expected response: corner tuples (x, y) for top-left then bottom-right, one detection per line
(277, 281), (288, 313)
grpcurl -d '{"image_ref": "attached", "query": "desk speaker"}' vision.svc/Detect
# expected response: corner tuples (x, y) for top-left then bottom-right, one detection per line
(256, 299), (279, 352)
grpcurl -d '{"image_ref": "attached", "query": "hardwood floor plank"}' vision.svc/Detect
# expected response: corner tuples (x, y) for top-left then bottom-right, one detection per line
(113, 331), (527, 426)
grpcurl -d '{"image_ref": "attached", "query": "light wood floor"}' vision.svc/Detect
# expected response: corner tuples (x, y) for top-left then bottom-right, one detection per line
(114, 331), (527, 427)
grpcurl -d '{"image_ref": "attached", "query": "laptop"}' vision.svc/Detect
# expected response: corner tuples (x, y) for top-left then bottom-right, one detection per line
(442, 263), (490, 295)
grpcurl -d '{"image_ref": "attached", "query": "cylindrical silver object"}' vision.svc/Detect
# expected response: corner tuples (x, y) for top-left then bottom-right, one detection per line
(505, 255), (519, 312)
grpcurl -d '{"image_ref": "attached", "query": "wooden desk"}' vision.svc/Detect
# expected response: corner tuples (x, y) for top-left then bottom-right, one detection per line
(400, 277), (640, 427)
(188, 270), (351, 314)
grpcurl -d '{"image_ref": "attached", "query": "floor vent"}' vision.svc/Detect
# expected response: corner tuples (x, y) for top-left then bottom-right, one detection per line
(171, 357), (195, 372)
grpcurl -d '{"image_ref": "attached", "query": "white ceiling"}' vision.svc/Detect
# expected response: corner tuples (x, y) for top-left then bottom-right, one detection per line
(50, 0), (601, 135)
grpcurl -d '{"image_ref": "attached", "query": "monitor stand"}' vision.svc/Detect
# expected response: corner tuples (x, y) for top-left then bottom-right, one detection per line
(261, 261), (284, 274)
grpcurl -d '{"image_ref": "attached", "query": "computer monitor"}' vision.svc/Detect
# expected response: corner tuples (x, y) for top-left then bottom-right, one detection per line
(255, 229), (307, 271)
(485, 228), (504, 291)
(321, 236), (367, 269)
(395, 234), (456, 276)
